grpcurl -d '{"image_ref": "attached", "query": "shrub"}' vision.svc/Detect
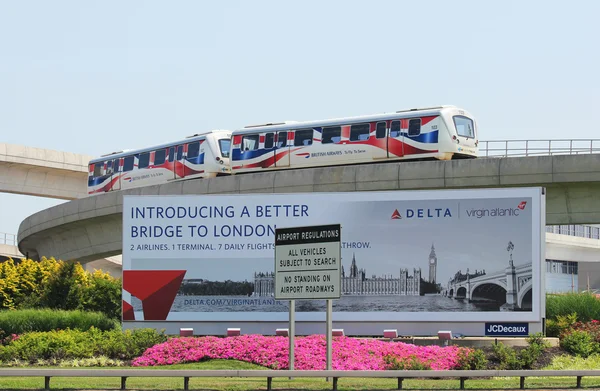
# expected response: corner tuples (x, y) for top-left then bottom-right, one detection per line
(569, 320), (600, 343)
(0, 327), (166, 363)
(39, 261), (89, 310)
(546, 293), (600, 323)
(546, 313), (578, 337)
(79, 270), (122, 320)
(383, 354), (432, 370)
(0, 309), (118, 335)
(560, 330), (600, 358)
(0, 257), (122, 320)
(133, 335), (469, 369)
(0, 329), (95, 362)
(492, 334), (548, 370)
(455, 348), (487, 370)
(95, 328), (168, 360)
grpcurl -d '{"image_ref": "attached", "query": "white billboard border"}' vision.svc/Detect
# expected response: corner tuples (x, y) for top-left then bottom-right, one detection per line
(122, 186), (545, 325)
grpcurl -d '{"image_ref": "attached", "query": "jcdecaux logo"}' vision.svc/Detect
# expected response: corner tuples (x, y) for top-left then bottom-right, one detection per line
(485, 323), (529, 336)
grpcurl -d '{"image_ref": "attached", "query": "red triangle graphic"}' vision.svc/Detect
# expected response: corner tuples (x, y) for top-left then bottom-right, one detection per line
(123, 270), (186, 321)
(122, 300), (134, 321)
(391, 209), (401, 219)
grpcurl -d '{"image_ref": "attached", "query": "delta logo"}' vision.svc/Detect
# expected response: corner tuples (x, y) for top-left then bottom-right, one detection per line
(391, 208), (452, 219)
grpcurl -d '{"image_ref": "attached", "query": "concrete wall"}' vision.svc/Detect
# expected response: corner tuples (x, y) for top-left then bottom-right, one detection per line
(545, 233), (600, 262)
(0, 143), (91, 200)
(17, 154), (600, 263)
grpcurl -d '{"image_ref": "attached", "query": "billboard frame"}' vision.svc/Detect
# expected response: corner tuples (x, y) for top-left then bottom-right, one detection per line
(121, 187), (546, 336)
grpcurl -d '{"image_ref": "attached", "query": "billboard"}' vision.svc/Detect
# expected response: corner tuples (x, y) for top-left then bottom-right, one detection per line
(122, 187), (545, 329)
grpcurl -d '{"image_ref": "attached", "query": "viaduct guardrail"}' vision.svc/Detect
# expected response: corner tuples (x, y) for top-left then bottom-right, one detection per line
(479, 139), (600, 158)
(0, 232), (16, 246)
(1, 368), (600, 390)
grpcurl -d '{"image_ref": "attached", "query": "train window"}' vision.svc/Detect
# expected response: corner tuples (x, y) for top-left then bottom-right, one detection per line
(176, 145), (183, 160)
(408, 119), (421, 137)
(123, 156), (134, 172)
(350, 124), (370, 141)
(277, 132), (288, 148)
(390, 120), (401, 137)
(154, 149), (166, 165)
(242, 135), (259, 151)
(113, 159), (120, 173)
(168, 147), (175, 162)
(106, 160), (113, 175)
(264, 133), (274, 149)
(322, 126), (341, 144)
(376, 122), (386, 139)
(93, 162), (104, 177)
(453, 116), (475, 138)
(219, 139), (231, 158)
(187, 142), (200, 159)
(294, 129), (313, 146)
(138, 152), (150, 169)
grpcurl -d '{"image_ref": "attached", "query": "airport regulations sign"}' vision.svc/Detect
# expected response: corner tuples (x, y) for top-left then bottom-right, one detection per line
(274, 224), (342, 300)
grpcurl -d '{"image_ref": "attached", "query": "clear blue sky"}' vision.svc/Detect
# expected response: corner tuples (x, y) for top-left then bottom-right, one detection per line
(1, 0), (599, 238)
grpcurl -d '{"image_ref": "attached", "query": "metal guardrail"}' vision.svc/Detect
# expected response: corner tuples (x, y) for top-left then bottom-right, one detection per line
(479, 139), (600, 158)
(547, 225), (600, 240)
(1, 368), (600, 390)
(0, 232), (16, 246)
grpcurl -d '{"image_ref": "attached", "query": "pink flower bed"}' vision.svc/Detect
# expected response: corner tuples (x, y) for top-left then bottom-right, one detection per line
(132, 335), (472, 370)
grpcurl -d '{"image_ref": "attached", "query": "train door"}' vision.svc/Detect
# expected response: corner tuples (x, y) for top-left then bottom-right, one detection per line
(275, 131), (290, 167)
(372, 121), (389, 159)
(111, 158), (121, 191)
(387, 119), (404, 158)
(168, 144), (185, 179)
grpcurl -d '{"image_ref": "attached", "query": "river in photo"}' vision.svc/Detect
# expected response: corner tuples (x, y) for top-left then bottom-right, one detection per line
(131, 294), (503, 313)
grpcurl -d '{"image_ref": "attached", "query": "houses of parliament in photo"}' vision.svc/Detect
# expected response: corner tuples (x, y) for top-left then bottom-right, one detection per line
(340, 245), (438, 296)
(253, 245), (440, 297)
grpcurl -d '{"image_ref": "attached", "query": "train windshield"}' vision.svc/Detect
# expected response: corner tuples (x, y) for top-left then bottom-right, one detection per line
(453, 116), (475, 138)
(219, 139), (231, 158)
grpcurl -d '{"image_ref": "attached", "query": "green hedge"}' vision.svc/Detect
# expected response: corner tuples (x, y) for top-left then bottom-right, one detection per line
(546, 292), (600, 322)
(0, 309), (118, 335)
(0, 328), (166, 363)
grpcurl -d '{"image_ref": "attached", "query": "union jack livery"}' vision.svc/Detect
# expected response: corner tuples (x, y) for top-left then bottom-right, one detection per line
(230, 105), (477, 174)
(87, 105), (478, 194)
(88, 130), (231, 194)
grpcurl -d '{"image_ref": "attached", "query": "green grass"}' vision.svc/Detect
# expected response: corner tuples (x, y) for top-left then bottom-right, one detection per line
(544, 353), (600, 370)
(0, 309), (118, 334)
(2, 359), (600, 390)
(546, 292), (600, 322)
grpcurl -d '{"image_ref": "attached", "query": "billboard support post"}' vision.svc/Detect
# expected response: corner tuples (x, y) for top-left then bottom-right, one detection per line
(326, 299), (332, 371)
(289, 299), (295, 373)
(274, 223), (342, 378)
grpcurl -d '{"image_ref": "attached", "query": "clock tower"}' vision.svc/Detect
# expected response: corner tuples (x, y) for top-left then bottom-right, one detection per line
(428, 243), (437, 284)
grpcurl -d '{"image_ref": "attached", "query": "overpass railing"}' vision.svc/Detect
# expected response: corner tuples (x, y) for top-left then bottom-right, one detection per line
(546, 225), (600, 240)
(479, 139), (600, 158)
(2, 368), (600, 391)
(0, 232), (16, 246)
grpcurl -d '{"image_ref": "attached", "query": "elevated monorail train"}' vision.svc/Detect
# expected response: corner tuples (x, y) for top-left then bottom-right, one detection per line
(87, 105), (477, 195)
